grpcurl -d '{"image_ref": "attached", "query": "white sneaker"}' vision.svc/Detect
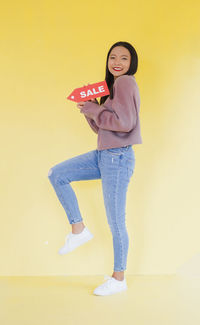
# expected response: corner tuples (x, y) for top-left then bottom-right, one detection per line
(58, 226), (94, 255)
(93, 275), (128, 296)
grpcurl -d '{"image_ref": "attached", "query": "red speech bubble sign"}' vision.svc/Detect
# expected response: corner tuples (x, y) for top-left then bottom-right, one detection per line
(66, 80), (110, 102)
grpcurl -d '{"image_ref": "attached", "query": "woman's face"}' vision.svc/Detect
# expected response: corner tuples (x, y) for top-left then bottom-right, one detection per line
(108, 46), (131, 81)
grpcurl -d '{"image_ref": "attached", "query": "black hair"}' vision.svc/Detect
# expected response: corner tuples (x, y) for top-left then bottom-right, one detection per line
(99, 41), (138, 105)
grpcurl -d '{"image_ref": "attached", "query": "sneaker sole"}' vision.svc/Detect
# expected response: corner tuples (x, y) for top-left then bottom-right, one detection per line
(58, 233), (94, 255)
(93, 286), (127, 296)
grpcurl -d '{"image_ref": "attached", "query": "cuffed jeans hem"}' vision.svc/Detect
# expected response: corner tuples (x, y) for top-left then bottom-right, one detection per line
(114, 268), (126, 272)
(70, 220), (83, 225)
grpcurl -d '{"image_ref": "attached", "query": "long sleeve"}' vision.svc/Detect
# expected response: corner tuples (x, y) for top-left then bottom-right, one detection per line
(84, 115), (99, 134)
(80, 75), (137, 132)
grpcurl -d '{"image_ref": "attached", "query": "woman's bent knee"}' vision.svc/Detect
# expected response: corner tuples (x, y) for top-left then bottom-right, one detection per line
(48, 168), (53, 178)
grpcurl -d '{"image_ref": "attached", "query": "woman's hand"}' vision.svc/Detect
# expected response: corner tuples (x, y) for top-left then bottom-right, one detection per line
(77, 97), (98, 110)
(90, 98), (99, 103)
(77, 101), (85, 109)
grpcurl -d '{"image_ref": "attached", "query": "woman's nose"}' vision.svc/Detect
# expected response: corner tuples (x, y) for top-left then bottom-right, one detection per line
(114, 61), (121, 66)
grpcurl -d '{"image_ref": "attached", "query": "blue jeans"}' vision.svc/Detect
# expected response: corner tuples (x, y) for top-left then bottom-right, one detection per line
(48, 145), (135, 272)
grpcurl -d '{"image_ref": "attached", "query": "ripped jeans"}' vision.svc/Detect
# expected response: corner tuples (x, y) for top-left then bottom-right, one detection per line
(48, 145), (135, 272)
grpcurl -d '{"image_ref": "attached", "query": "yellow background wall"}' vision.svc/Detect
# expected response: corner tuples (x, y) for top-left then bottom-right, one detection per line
(0, 0), (199, 276)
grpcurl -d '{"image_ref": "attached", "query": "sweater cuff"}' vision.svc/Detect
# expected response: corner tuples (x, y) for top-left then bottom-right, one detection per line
(80, 101), (101, 120)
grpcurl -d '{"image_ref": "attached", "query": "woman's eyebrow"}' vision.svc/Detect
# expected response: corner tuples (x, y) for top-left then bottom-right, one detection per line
(110, 54), (129, 57)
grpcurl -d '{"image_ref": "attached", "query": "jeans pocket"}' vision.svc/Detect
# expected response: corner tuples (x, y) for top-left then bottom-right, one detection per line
(121, 153), (135, 179)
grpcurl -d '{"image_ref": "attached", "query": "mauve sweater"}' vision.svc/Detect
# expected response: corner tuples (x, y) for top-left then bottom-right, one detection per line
(80, 74), (142, 150)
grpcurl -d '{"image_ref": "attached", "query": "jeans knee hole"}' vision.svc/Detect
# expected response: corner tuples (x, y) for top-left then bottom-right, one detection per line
(48, 168), (53, 177)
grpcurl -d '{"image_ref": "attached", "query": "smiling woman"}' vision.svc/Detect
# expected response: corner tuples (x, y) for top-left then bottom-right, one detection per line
(48, 41), (142, 296)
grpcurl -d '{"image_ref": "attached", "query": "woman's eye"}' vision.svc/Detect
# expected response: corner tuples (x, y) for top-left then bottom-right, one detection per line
(110, 57), (127, 60)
